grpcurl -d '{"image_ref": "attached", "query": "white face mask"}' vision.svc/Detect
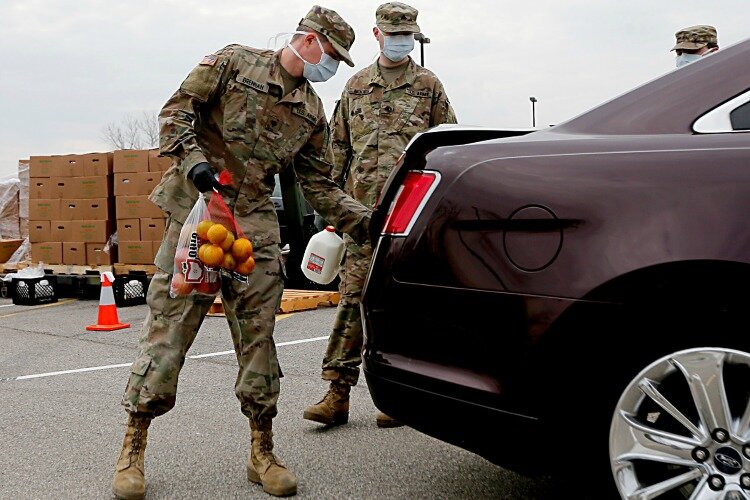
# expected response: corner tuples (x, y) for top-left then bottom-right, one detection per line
(287, 33), (340, 82)
(676, 52), (702, 68)
(382, 34), (414, 63)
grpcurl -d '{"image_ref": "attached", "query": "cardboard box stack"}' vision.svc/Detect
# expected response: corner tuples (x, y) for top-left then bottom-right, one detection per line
(29, 153), (116, 266)
(114, 149), (170, 265)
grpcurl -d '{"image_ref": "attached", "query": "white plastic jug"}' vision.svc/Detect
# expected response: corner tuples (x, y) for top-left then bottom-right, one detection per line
(301, 226), (345, 285)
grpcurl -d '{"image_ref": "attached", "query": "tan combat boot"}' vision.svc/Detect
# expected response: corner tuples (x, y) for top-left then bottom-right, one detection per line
(246, 420), (297, 497)
(376, 411), (405, 428)
(302, 382), (350, 425)
(112, 414), (151, 500)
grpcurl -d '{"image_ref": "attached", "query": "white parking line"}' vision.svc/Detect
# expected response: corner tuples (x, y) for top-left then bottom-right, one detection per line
(1, 335), (329, 382)
(0, 304), (17, 307)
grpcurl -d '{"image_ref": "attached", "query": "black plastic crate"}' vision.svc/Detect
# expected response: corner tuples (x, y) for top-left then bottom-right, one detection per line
(11, 275), (58, 306)
(113, 274), (150, 307)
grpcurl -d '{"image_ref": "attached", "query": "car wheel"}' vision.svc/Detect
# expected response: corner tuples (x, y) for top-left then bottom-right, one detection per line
(610, 347), (750, 499)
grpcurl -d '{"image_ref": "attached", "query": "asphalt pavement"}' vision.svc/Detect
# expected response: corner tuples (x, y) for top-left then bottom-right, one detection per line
(0, 296), (554, 499)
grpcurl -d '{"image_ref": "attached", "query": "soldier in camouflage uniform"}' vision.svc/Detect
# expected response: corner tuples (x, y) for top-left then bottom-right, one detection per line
(112, 6), (369, 499)
(303, 2), (456, 429)
(672, 25), (719, 67)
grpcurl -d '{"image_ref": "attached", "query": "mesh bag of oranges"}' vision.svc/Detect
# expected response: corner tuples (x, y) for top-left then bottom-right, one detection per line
(169, 193), (222, 298)
(203, 190), (255, 284)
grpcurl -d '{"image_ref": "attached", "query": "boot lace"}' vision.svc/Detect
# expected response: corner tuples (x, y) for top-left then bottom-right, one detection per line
(128, 426), (143, 465)
(256, 432), (283, 468)
(320, 384), (347, 405)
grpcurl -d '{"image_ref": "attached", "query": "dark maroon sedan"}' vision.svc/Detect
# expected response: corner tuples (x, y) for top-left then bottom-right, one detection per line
(361, 38), (750, 497)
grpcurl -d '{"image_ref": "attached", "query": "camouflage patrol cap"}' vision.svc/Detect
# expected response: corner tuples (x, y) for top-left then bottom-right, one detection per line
(376, 2), (420, 34)
(299, 5), (356, 67)
(671, 25), (718, 51)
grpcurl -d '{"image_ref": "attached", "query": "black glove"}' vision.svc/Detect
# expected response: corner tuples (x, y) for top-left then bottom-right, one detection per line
(188, 162), (220, 193)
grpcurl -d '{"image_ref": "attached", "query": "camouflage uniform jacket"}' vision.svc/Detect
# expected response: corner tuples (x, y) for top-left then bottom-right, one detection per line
(330, 57), (456, 207)
(150, 44), (371, 249)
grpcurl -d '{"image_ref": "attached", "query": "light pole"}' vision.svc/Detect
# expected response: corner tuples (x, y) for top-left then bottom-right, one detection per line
(414, 32), (430, 67)
(529, 97), (537, 128)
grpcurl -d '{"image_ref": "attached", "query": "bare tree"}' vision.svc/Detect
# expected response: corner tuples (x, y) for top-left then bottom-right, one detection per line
(101, 111), (159, 150)
(138, 110), (160, 149)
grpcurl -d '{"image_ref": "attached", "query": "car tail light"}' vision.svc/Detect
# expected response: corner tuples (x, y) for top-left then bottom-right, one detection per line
(381, 170), (440, 236)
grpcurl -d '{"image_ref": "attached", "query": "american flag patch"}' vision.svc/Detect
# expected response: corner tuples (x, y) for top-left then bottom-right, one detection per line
(200, 54), (218, 66)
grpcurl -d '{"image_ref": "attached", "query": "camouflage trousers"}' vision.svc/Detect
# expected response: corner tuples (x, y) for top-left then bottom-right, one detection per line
(121, 217), (285, 425)
(321, 234), (372, 386)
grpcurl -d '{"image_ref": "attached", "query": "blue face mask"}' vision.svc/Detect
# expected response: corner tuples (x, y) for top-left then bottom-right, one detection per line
(382, 34), (415, 63)
(676, 53), (702, 68)
(288, 34), (340, 82)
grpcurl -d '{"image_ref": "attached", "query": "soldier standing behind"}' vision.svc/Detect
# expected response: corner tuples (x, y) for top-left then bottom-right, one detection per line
(112, 6), (370, 499)
(303, 2), (456, 429)
(672, 25), (719, 67)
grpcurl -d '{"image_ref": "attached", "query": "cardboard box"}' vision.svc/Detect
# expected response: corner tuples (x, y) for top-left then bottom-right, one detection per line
(60, 199), (78, 221)
(148, 149), (173, 172)
(114, 150), (150, 173)
(29, 199), (60, 220)
(60, 198), (110, 221)
(118, 240), (154, 265)
(29, 221), (51, 243)
(82, 152), (113, 176)
(0, 239), (24, 263)
(115, 195), (164, 219)
(150, 241), (161, 261)
(69, 220), (112, 243)
(69, 176), (112, 199)
(50, 177), (69, 199)
(63, 242), (87, 265)
(58, 155), (82, 177)
(117, 219), (140, 241)
(50, 221), (72, 242)
(140, 218), (166, 241)
(114, 172), (160, 196)
(79, 198), (111, 220)
(29, 156), (59, 177)
(31, 242), (63, 264)
(29, 178), (52, 199)
(86, 242), (115, 266)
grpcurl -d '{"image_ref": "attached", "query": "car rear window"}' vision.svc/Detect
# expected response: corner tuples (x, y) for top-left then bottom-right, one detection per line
(730, 101), (750, 131)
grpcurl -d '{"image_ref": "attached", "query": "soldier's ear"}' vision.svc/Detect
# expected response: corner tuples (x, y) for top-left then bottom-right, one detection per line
(373, 27), (380, 39)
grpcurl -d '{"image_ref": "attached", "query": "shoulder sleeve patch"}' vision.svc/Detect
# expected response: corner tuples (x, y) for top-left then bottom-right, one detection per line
(200, 54), (218, 66)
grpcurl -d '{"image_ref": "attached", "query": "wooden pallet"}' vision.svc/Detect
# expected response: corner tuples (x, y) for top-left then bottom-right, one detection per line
(207, 289), (340, 316)
(114, 263), (158, 275)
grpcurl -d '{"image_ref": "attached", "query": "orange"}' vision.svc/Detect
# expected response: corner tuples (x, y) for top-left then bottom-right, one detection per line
(220, 231), (235, 252)
(232, 238), (253, 262)
(196, 220), (214, 241)
(235, 256), (255, 275)
(198, 243), (211, 262)
(221, 253), (236, 270)
(207, 224), (228, 245)
(201, 244), (224, 267)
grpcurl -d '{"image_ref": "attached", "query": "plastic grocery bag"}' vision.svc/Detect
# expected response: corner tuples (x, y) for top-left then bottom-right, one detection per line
(201, 172), (255, 284)
(169, 193), (222, 298)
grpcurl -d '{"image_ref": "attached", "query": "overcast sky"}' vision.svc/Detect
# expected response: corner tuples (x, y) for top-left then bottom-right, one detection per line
(0, 0), (746, 179)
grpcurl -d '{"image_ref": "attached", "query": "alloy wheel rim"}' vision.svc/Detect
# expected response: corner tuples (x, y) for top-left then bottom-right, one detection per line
(610, 348), (750, 499)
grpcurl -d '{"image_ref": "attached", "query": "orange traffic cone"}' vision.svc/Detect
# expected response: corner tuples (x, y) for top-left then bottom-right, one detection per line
(86, 272), (130, 331)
